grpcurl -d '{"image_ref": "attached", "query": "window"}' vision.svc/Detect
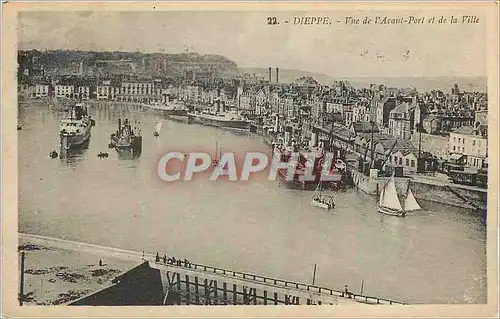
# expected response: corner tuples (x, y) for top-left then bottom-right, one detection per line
(453, 146), (456, 151)
(399, 158), (402, 165)
(411, 160), (415, 167)
(406, 159), (409, 166)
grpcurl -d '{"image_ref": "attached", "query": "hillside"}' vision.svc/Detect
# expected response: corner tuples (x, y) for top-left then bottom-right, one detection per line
(18, 50), (238, 77)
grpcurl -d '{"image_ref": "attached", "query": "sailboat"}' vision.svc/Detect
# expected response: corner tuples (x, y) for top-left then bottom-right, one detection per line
(153, 121), (163, 137)
(212, 141), (221, 167)
(378, 175), (421, 217)
(311, 183), (335, 210)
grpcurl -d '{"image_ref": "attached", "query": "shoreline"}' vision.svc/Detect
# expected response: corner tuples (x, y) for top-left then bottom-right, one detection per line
(18, 234), (138, 305)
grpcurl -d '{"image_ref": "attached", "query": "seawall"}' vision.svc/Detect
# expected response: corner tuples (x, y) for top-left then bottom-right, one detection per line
(350, 170), (487, 210)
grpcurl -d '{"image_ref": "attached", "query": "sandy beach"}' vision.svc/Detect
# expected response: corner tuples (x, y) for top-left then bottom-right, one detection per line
(18, 236), (137, 305)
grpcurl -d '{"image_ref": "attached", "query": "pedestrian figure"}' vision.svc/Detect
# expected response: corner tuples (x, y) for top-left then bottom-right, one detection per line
(155, 253), (160, 262)
(344, 285), (349, 297)
(163, 254), (167, 264)
(99, 259), (103, 267)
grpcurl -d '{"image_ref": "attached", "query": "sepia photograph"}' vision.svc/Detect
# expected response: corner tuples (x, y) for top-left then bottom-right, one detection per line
(2, 1), (498, 317)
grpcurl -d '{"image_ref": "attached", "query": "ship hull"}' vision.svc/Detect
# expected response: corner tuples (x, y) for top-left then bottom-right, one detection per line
(168, 114), (192, 123)
(189, 114), (250, 130)
(378, 206), (406, 217)
(60, 127), (91, 150)
(146, 105), (188, 116)
(311, 199), (333, 210)
(111, 136), (142, 154)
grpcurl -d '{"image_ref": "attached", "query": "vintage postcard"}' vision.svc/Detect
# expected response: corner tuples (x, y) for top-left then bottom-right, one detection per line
(2, 1), (498, 317)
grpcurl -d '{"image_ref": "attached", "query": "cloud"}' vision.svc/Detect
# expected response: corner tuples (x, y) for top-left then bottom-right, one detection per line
(18, 10), (487, 77)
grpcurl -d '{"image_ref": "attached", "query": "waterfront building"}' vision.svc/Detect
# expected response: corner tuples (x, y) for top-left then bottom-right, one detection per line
(448, 125), (488, 169)
(96, 84), (110, 100)
(55, 84), (75, 98)
(34, 83), (49, 98)
(76, 85), (90, 100)
(390, 149), (419, 174)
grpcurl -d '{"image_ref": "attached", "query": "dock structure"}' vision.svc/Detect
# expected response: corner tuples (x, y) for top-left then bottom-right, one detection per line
(148, 258), (406, 306)
(19, 233), (406, 306)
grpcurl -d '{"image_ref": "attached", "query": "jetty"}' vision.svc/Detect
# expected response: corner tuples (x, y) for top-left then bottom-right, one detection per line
(19, 233), (406, 306)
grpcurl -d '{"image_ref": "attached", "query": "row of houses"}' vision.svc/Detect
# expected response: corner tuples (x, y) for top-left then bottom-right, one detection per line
(25, 79), (174, 102)
(347, 123), (488, 174)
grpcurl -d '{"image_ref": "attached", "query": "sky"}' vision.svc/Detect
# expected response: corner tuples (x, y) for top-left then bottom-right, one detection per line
(18, 10), (488, 78)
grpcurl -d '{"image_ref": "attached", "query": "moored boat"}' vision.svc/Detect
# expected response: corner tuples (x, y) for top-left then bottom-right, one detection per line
(59, 103), (94, 150)
(188, 99), (250, 130)
(271, 143), (344, 190)
(144, 99), (188, 116)
(109, 118), (142, 155)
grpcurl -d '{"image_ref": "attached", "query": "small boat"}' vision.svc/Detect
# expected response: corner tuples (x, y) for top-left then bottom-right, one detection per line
(154, 120), (162, 137)
(311, 183), (335, 210)
(378, 175), (422, 217)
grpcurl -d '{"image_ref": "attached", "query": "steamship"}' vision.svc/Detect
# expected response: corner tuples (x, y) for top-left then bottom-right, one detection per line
(109, 118), (142, 155)
(271, 125), (344, 190)
(188, 100), (250, 130)
(143, 99), (188, 117)
(59, 103), (94, 150)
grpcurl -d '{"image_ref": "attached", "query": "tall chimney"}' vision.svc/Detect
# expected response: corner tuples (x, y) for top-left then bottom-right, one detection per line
(276, 68), (279, 84)
(268, 67), (272, 83)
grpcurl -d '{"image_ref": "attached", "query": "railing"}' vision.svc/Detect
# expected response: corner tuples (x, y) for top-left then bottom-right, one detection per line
(148, 256), (406, 305)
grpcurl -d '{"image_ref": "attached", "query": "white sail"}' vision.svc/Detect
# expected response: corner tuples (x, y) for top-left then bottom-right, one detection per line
(379, 186), (384, 206)
(380, 176), (403, 211)
(404, 187), (422, 211)
(155, 121), (163, 133)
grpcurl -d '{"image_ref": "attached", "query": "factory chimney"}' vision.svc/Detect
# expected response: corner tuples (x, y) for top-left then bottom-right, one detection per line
(276, 68), (279, 84)
(268, 67), (272, 83)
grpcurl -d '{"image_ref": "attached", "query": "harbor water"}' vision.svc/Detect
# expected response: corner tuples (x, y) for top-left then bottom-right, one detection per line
(18, 100), (487, 304)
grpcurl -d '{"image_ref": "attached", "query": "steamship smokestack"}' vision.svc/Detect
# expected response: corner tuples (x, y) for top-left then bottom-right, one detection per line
(276, 68), (279, 84)
(268, 67), (272, 83)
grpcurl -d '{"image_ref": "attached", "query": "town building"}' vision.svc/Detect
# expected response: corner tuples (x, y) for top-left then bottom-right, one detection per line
(448, 125), (488, 169)
(388, 98), (417, 140)
(34, 83), (49, 98)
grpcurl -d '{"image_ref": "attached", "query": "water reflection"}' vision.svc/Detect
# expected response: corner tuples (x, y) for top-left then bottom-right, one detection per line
(18, 99), (487, 304)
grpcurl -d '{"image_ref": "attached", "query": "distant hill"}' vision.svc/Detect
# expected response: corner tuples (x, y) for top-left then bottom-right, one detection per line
(18, 50), (238, 77)
(238, 67), (487, 93)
